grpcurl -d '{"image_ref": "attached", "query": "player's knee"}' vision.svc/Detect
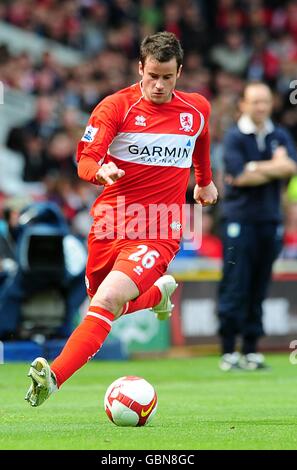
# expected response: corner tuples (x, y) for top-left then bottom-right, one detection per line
(92, 286), (124, 315)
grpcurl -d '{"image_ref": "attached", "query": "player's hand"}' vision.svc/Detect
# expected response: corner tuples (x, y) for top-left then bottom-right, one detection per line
(96, 162), (125, 186)
(194, 181), (218, 206)
(272, 146), (289, 161)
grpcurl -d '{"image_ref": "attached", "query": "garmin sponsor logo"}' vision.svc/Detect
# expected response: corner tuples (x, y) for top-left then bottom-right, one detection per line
(128, 144), (191, 163)
(108, 132), (195, 167)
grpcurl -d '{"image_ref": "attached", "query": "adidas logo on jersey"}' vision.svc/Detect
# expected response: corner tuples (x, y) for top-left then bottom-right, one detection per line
(135, 115), (146, 126)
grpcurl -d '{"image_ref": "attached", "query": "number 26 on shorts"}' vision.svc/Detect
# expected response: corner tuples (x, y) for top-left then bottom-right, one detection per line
(128, 245), (160, 269)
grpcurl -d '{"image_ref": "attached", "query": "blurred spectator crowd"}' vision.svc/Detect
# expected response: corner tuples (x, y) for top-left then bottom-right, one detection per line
(0, 0), (297, 260)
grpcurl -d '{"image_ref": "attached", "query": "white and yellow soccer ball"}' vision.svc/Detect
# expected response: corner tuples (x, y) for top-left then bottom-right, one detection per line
(104, 376), (158, 427)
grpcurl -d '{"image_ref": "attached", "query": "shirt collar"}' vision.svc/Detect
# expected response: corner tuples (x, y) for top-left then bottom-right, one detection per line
(238, 114), (274, 136)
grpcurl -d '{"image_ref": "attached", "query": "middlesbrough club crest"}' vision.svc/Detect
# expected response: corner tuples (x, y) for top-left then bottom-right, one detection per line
(179, 113), (193, 132)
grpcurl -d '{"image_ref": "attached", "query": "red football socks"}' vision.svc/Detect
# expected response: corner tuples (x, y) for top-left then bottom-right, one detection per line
(51, 286), (162, 386)
(122, 284), (161, 315)
(51, 306), (114, 387)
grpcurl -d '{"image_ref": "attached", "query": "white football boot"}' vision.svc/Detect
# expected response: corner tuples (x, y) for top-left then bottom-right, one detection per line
(151, 275), (178, 321)
(239, 353), (269, 370)
(25, 357), (58, 407)
(219, 352), (241, 371)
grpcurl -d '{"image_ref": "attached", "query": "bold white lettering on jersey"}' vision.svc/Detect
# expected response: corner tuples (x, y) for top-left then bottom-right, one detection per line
(108, 132), (196, 167)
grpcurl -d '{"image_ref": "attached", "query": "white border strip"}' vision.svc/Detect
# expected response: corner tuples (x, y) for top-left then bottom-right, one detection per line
(87, 312), (113, 327)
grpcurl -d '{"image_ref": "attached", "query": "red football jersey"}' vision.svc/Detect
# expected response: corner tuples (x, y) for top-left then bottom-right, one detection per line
(77, 82), (212, 240)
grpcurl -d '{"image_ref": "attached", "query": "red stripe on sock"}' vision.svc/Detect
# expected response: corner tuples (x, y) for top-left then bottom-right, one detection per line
(88, 306), (114, 322)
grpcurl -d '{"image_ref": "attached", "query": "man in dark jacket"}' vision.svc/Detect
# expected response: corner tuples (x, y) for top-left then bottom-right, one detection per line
(218, 81), (297, 370)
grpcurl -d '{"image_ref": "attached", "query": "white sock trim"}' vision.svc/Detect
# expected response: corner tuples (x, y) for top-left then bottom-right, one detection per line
(87, 311), (113, 327)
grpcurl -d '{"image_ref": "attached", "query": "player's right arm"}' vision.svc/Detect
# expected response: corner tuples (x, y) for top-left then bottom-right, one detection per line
(96, 162), (125, 186)
(77, 98), (125, 186)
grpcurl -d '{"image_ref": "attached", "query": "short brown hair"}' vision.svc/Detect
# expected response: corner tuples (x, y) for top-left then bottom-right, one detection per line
(140, 31), (184, 69)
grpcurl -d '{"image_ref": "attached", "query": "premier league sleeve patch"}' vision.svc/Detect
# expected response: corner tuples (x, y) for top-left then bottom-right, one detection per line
(81, 125), (99, 142)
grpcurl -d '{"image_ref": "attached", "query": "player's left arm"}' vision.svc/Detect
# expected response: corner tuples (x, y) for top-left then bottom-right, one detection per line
(192, 99), (218, 206)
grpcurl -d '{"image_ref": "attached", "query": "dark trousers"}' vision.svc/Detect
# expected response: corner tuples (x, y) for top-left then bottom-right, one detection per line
(218, 221), (282, 354)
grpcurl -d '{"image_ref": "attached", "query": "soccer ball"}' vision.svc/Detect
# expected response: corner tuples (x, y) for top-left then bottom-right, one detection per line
(104, 376), (158, 427)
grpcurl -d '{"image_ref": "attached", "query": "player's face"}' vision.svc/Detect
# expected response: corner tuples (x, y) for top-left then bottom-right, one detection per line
(240, 84), (273, 126)
(139, 56), (182, 104)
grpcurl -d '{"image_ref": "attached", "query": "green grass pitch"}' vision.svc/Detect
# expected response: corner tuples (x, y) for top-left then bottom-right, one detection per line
(1, 354), (297, 450)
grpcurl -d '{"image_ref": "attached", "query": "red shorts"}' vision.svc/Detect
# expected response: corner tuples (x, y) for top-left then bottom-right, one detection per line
(85, 227), (180, 297)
